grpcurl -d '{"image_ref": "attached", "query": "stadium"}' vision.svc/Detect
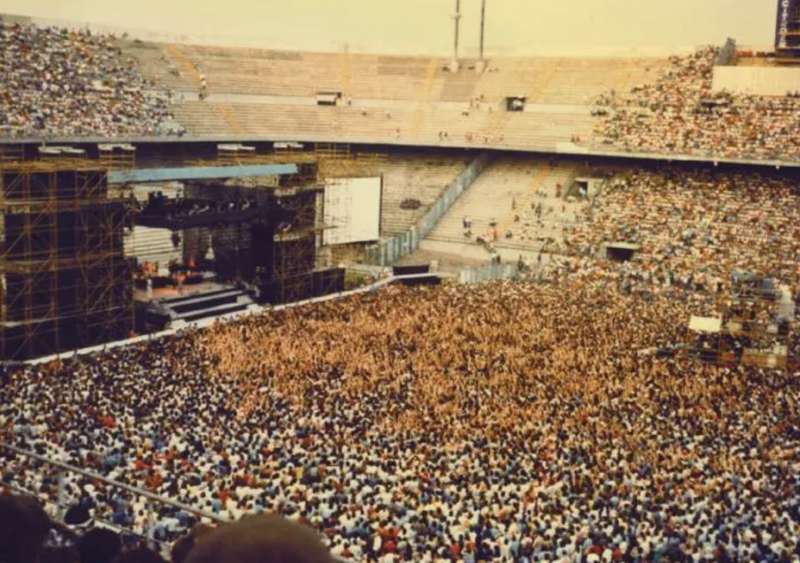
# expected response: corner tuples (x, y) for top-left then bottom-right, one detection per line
(0, 1), (799, 562)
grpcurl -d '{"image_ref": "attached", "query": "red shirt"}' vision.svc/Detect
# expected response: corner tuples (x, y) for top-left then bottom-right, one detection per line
(449, 543), (462, 559)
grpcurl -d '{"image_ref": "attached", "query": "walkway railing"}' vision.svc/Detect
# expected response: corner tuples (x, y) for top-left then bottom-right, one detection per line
(366, 152), (492, 266)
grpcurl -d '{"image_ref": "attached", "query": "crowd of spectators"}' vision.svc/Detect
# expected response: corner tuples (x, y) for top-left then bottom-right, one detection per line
(0, 492), (335, 563)
(592, 47), (800, 161)
(560, 168), (800, 296)
(2, 276), (799, 561)
(0, 20), (181, 138)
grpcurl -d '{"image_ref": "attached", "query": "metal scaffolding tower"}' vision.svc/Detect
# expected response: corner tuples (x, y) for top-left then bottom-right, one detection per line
(480, 0), (487, 62)
(0, 160), (134, 360)
(270, 185), (323, 303)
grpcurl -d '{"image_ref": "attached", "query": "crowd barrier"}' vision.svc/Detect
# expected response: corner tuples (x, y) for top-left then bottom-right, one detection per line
(366, 152), (492, 266)
(459, 263), (520, 284)
(24, 272), (448, 366)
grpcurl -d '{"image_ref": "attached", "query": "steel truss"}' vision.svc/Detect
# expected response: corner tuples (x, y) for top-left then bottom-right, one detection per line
(271, 186), (323, 303)
(0, 161), (134, 360)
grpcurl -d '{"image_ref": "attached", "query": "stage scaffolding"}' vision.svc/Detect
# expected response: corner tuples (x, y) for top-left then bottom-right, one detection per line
(0, 160), (134, 360)
(98, 144), (137, 170)
(687, 276), (795, 371)
(270, 184), (323, 303)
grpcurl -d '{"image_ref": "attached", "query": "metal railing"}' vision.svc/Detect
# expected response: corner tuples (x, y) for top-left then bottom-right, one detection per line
(366, 152), (492, 266)
(0, 442), (227, 525)
(1, 441), (348, 561)
(459, 262), (520, 284)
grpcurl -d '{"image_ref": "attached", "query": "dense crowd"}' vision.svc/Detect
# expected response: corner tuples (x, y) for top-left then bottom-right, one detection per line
(561, 168), (800, 296)
(0, 20), (180, 138)
(592, 47), (800, 161)
(2, 278), (799, 562)
(0, 492), (335, 563)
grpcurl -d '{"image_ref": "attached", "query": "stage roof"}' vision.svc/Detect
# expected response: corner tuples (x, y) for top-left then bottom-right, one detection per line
(109, 163), (299, 183)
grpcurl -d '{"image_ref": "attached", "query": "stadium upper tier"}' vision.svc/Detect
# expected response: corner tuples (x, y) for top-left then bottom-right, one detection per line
(3, 17), (800, 166)
(125, 41), (665, 104)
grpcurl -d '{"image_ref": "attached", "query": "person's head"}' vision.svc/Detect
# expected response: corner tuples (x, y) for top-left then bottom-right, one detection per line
(0, 493), (53, 563)
(78, 528), (122, 563)
(112, 547), (165, 563)
(171, 524), (213, 563)
(40, 546), (81, 563)
(64, 504), (93, 531)
(183, 514), (335, 563)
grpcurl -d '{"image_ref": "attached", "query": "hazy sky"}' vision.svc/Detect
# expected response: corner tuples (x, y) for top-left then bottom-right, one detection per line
(1, 1), (778, 56)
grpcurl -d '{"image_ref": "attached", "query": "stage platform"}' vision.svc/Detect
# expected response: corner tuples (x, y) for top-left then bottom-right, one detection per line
(139, 281), (257, 329)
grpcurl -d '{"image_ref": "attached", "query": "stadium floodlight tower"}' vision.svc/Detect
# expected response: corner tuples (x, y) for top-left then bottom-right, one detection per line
(448, 0), (462, 72)
(476, 0), (488, 73)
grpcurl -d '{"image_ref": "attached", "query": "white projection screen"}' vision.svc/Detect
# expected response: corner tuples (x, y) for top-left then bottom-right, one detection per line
(323, 177), (382, 245)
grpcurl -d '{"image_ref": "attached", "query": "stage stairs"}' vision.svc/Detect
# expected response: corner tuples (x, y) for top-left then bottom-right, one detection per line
(155, 287), (257, 326)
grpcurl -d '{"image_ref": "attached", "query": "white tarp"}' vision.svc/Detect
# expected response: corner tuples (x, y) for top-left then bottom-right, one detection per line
(689, 316), (722, 334)
(712, 66), (800, 97)
(323, 177), (382, 245)
(607, 242), (641, 251)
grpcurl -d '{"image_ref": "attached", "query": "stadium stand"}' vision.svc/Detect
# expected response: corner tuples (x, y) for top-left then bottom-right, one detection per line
(592, 46), (800, 161)
(125, 40), (666, 105)
(170, 101), (596, 153)
(0, 20), (179, 138)
(562, 167), (800, 293)
(3, 18), (799, 166)
(377, 154), (469, 237)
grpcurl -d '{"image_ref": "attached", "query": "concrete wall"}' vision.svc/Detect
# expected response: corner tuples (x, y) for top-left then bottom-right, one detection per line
(712, 66), (800, 96)
(459, 263), (520, 284)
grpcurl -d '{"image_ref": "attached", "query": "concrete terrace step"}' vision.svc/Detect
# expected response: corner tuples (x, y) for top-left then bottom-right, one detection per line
(419, 238), (493, 262)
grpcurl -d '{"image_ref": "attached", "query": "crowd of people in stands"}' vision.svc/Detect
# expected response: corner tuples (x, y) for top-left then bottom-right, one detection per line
(592, 46), (800, 161)
(2, 273), (799, 561)
(559, 168), (800, 296)
(0, 19), (180, 138)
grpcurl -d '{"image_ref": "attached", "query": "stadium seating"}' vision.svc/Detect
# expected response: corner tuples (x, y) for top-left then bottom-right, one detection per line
(128, 40), (665, 107)
(378, 155), (468, 236)
(170, 100), (596, 152)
